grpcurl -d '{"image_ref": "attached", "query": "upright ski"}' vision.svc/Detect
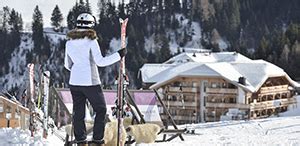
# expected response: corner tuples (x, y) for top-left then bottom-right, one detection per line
(27, 63), (37, 137)
(43, 71), (50, 138)
(116, 18), (128, 146)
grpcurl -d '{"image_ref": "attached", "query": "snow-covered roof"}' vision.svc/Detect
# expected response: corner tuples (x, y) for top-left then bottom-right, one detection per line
(141, 52), (299, 92)
(140, 52), (252, 83)
(163, 52), (252, 64)
(231, 60), (300, 91)
(149, 60), (299, 92)
(146, 62), (219, 88)
(138, 64), (176, 83)
(149, 62), (254, 91)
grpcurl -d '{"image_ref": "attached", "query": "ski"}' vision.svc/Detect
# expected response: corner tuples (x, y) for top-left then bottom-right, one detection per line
(43, 71), (50, 138)
(27, 63), (37, 137)
(116, 18), (128, 146)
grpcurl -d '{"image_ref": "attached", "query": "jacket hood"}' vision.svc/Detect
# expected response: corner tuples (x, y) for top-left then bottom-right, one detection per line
(67, 29), (98, 40)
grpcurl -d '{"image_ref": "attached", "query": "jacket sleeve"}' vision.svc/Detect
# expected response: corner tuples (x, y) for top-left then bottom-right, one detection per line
(64, 42), (73, 71)
(91, 40), (121, 67)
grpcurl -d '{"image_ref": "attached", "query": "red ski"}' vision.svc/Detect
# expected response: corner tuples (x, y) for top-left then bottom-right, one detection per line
(116, 18), (128, 146)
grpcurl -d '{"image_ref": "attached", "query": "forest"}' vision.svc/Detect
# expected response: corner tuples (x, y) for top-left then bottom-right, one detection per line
(1, 0), (300, 90)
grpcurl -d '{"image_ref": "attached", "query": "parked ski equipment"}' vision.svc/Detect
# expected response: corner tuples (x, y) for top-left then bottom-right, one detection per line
(43, 71), (50, 138)
(116, 18), (128, 146)
(27, 63), (37, 137)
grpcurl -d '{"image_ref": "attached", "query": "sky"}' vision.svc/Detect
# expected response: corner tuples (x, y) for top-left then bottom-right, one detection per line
(1, 0), (129, 28)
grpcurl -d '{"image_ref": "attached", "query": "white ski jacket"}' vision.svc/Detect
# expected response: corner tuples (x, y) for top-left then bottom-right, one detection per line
(64, 29), (121, 86)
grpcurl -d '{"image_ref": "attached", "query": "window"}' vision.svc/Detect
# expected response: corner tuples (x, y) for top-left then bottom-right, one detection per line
(204, 82), (208, 92)
(282, 93), (287, 98)
(222, 82), (227, 88)
(229, 97), (236, 103)
(275, 94), (281, 100)
(228, 83), (235, 89)
(211, 82), (221, 88)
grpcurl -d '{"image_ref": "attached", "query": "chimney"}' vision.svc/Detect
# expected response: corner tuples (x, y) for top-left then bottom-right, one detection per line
(238, 77), (246, 85)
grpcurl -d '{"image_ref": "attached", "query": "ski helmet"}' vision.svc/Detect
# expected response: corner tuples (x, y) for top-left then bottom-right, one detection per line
(76, 13), (96, 29)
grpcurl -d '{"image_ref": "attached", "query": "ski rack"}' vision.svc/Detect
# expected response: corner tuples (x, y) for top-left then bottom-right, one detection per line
(124, 89), (185, 144)
(51, 88), (185, 145)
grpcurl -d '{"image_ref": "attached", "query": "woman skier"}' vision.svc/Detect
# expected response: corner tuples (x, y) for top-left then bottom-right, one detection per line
(64, 13), (126, 144)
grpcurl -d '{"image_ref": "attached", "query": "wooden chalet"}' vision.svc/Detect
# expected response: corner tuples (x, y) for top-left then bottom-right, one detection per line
(139, 52), (299, 124)
(0, 96), (30, 129)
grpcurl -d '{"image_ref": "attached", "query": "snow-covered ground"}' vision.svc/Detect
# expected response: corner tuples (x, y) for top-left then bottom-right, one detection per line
(1, 116), (299, 146)
(1, 96), (299, 146)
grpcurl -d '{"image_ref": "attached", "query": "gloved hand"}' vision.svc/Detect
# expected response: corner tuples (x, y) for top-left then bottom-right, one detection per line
(118, 48), (127, 58)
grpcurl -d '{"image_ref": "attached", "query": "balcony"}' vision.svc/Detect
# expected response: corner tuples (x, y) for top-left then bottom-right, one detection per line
(160, 101), (197, 107)
(206, 102), (250, 109)
(259, 85), (289, 94)
(160, 115), (197, 121)
(206, 88), (238, 94)
(168, 87), (198, 93)
(250, 97), (297, 110)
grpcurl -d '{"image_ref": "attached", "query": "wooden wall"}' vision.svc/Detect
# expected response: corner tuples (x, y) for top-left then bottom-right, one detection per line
(0, 96), (30, 129)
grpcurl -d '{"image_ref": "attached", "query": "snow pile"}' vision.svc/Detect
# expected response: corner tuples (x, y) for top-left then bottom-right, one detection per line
(0, 127), (65, 146)
(0, 128), (41, 145)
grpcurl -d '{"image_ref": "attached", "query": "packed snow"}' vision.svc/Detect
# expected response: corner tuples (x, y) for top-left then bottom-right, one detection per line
(1, 115), (300, 146)
(0, 96), (299, 146)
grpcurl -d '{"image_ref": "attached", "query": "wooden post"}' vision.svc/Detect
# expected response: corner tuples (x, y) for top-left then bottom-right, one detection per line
(125, 89), (146, 124)
(154, 89), (184, 141)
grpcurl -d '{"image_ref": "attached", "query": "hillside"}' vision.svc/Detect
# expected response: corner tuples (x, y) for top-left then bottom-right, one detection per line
(1, 0), (300, 92)
(0, 13), (202, 92)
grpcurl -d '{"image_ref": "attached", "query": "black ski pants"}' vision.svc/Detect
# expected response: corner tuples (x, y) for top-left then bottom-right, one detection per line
(70, 85), (107, 141)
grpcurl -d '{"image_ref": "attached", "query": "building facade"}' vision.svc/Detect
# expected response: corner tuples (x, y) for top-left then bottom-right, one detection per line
(139, 52), (299, 124)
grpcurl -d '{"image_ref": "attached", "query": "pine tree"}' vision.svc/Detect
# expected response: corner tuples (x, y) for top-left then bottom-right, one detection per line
(255, 36), (268, 59)
(67, 10), (76, 30)
(86, 0), (92, 13)
(1, 6), (10, 32)
(51, 5), (63, 31)
(8, 9), (22, 46)
(173, 0), (181, 12)
(286, 23), (300, 44)
(8, 9), (23, 32)
(154, 33), (171, 62)
(280, 44), (290, 64)
(32, 5), (44, 57)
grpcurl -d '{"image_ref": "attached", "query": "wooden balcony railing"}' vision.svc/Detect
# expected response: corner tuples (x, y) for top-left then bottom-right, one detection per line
(160, 115), (197, 121)
(168, 87), (197, 93)
(206, 102), (250, 109)
(160, 101), (197, 107)
(206, 88), (238, 94)
(250, 97), (296, 110)
(259, 85), (289, 94)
